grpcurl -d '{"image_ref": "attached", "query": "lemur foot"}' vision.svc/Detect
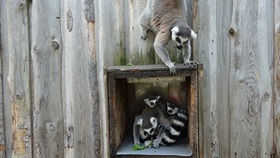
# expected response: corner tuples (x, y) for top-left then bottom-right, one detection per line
(134, 140), (141, 146)
(144, 140), (153, 148)
(152, 141), (160, 149)
(184, 61), (198, 67)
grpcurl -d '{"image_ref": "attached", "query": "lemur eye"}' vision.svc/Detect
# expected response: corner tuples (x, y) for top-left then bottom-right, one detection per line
(143, 131), (148, 136)
(176, 37), (181, 43)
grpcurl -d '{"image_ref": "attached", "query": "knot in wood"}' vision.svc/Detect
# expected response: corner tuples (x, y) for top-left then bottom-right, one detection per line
(19, 2), (26, 8)
(263, 92), (270, 101)
(48, 124), (56, 132)
(14, 92), (23, 100)
(229, 28), (235, 35)
(51, 40), (60, 50)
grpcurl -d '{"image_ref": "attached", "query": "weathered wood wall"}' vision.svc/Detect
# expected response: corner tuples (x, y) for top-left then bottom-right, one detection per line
(0, 0), (279, 157)
(193, 0), (275, 157)
(1, 0), (99, 158)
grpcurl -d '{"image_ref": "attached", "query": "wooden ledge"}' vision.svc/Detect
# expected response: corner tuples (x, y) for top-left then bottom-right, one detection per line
(106, 64), (200, 78)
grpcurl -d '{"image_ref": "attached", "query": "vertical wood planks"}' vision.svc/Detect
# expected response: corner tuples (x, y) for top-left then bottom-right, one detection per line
(4, 1), (32, 157)
(125, 0), (155, 65)
(96, 0), (126, 66)
(0, 1), (11, 157)
(215, 0), (232, 157)
(274, 0), (280, 156)
(61, 0), (100, 157)
(31, 0), (64, 157)
(229, 0), (273, 157)
(0, 53), (5, 158)
(194, 0), (274, 157)
(194, 0), (218, 157)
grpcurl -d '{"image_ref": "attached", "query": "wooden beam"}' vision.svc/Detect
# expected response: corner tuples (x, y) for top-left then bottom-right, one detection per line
(274, 0), (280, 156)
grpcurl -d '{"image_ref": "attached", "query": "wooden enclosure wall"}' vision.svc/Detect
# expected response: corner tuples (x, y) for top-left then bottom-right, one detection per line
(1, 0), (99, 158)
(193, 0), (275, 157)
(0, 0), (279, 158)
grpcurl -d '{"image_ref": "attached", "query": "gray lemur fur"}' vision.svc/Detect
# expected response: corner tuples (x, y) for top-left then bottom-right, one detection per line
(139, 0), (197, 74)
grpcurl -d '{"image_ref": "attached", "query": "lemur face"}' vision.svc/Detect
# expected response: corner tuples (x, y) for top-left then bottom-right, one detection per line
(166, 102), (179, 115)
(143, 117), (158, 135)
(171, 26), (197, 50)
(144, 96), (161, 108)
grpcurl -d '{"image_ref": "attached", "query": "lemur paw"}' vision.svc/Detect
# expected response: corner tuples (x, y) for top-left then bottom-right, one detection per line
(140, 34), (148, 40)
(184, 61), (198, 67)
(152, 142), (160, 149)
(144, 140), (153, 148)
(168, 65), (177, 75)
(134, 140), (141, 146)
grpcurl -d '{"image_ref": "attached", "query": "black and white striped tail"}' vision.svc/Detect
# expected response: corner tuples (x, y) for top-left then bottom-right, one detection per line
(160, 109), (188, 145)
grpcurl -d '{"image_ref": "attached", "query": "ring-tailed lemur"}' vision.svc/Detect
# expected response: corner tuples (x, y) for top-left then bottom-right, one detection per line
(139, 0), (197, 74)
(153, 103), (188, 148)
(133, 97), (170, 146)
(144, 95), (179, 115)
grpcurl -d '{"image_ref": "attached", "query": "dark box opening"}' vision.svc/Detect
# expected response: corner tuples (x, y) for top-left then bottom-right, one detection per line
(107, 64), (199, 158)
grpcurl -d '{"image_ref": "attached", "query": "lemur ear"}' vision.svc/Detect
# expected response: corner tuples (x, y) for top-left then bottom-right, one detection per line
(171, 26), (179, 34)
(137, 118), (143, 125)
(156, 95), (161, 100)
(191, 30), (197, 39)
(144, 98), (148, 104)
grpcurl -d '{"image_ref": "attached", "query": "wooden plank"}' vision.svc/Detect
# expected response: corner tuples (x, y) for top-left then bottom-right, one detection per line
(0, 53), (5, 158)
(193, 0), (218, 157)
(0, 8), (6, 158)
(31, 1), (64, 157)
(2, 1), (32, 157)
(96, 0), (126, 66)
(229, 0), (273, 157)
(61, 0), (100, 157)
(106, 64), (198, 73)
(215, 0), (232, 157)
(125, 0), (156, 65)
(194, 0), (274, 157)
(274, 0), (280, 156)
(0, 1), (11, 157)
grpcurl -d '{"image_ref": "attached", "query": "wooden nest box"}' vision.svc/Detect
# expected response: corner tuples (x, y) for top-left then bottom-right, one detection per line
(106, 64), (199, 158)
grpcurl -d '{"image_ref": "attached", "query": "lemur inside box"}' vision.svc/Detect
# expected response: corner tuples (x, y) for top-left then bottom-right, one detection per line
(106, 64), (199, 158)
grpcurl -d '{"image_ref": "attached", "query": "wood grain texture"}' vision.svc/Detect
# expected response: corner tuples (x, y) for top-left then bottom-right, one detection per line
(96, 0), (126, 66)
(125, 0), (156, 65)
(194, 0), (219, 157)
(61, 0), (100, 157)
(194, 0), (274, 157)
(31, 0), (64, 157)
(0, 10), (6, 158)
(274, 0), (280, 156)
(229, 1), (273, 157)
(3, 1), (32, 157)
(0, 1), (11, 157)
